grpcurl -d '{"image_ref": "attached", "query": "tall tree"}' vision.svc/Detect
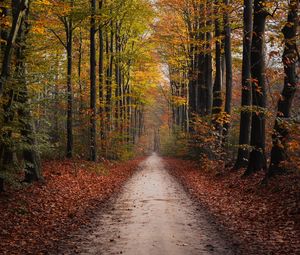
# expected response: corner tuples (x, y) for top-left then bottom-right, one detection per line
(268, 0), (299, 177)
(50, 0), (75, 158)
(90, 0), (97, 161)
(212, 0), (223, 132)
(98, 0), (105, 150)
(223, 0), (233, 141)
(234, 0), (253, 169)
(204, 0), (213, 116)
(244, 0), (268, 175)
(0, 0), (41, 191)
(0, 0), (29, 96)
(65, 0), (74, 159)
(105, 19), (114, 142)
(16, 5), (41, 182)
(0, 0), (9, 192)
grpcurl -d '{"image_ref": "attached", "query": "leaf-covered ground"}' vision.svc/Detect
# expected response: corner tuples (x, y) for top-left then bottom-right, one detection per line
(164, 158), (300, 255)
(0, 158), (143, 255)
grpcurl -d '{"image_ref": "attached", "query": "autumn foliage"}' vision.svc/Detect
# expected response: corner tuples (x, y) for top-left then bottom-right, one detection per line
(165, 158), (300, 255)
(0, 158), (143, 254)
(0, 0), (299, 253)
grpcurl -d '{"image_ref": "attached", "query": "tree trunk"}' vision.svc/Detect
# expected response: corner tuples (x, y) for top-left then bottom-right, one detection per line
(0, 2), (9, 61)
(0, 0), (41, 183)
(127, 84), (132, 144)
(234, 0), (253, 169)
(204, 27), (213, 115)
(188, 45), (197, 117)
(197, 30), (206, 115)
(244, 0), (268, 176)
(104, 21), (114, 157)
(115, 22), (121, 132)
(203, 0), (213, 116)
(223, 0), (233, 142)
(0, 2), (9, 191)
(0, 0), (29, 96)
(17, 3), (41, 182)
(105, 25), (113, 133)
(66, 18), (73, 158)
(99, 0), (105, 150)
(52, 51), (60, 143)
(0, 178), (3, 192)
(0, 141), (13, 192)
(78, 29), (84, 113)
(212, 0), (223, 132)
(90, 0), (97, 161)
(0, 0), (39, 188)
(268, 0), (299, 177)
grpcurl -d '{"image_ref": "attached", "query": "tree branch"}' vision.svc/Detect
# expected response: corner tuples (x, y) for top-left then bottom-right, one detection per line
(49, 28), (67, 49)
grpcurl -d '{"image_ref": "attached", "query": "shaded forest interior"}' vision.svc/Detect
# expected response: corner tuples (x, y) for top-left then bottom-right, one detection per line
(0, 0), (300, 254)
(1, 0), (299, 189)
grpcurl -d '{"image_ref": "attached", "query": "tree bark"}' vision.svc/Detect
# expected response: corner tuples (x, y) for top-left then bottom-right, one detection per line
(17, 2), (41, 182)
(115, 22), (122, 132)
(78, 29), (84, 113)
(234, 0), (253, 169)
(212, 0), (223, 132)
(0, 0), (29, 96)
(99, 0), (105, 149)
(203, 0), (213, 116)
(268, 0), (299, 177)
(104, 20), (114, 157)
(0, 1), (9, 192)
(51, 51), (60, 143)
(0, 0), (41, 184)
(66, 4), (74, 158)
(0, 2), (9, 61)
(90, 0), (97, 161)
(244, 0), (268, 175)
(204, 32), (213, 115)
(223, 0), (233, 142)
(188, 45), (197, 117)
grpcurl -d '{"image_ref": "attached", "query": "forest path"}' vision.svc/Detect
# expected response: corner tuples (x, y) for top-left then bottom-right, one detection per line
(73, 153), (235, 255)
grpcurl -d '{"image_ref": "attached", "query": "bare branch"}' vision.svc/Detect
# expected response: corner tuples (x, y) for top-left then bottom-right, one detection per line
(49, 28), (67, 49)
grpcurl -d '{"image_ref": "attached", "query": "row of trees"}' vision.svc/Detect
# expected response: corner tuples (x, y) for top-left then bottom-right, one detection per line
(157, 0), (299, 177)
(0, 0), (298, 191)
(0, 0), (157, 191)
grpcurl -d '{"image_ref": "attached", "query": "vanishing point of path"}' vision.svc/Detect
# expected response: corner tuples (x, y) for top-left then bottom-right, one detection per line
(68, 154), (235, 255)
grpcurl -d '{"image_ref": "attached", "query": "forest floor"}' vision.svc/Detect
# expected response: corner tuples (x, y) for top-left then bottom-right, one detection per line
(164, 157), (300, 255)
(58, 153), (236, 255)
(0, 157), (143, 254)
(1, 155), (299, 255)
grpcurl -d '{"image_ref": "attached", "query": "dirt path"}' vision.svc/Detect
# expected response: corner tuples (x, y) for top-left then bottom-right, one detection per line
(70, 154), (235, 255)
